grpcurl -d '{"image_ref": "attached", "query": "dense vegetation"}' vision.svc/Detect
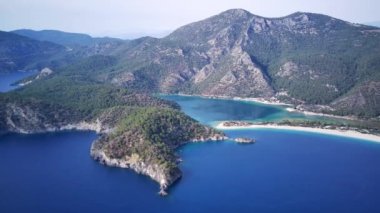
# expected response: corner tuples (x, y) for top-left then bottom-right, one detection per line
(1, 77), (180, 124)
(0, 30), (126, 74)
(89, 10), (380, 118)
(4, 10), (380, 118)
(0, 54), (219, 184)
(0, 31), (66, 72)
(12, 29), (123, 47)
(96, 107), (221, 178)
(1, 9), (379, 193)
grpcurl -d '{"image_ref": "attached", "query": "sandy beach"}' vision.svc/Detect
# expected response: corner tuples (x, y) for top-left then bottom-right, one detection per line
(172, 93), (356, 120)
(215, 122), (380, 143)
(174, 93), (291, 106)
(285, 107), (356, 120)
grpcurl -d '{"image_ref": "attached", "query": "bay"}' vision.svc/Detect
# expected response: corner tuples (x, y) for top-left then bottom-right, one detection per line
(1, 95), (380, 212)
(0, 71), (37, 92)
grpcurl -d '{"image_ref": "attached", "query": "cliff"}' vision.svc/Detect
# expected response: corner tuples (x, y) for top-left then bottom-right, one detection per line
(0, 92), (226, 195)
(90, 107), (226, 195)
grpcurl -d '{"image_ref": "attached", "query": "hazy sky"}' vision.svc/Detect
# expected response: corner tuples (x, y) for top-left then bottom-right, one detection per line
(1, 0), (379, 38)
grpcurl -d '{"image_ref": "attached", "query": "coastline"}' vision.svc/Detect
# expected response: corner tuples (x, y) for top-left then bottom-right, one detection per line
(91, 131), (228, 196)
(174, 93), (291, 106)
(284, 107), (357, 121)
(169, 93), (357, 121)
(215, 122), (380, 143)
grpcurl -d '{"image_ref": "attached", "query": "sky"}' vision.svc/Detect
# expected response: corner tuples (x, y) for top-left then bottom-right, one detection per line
(1, 0), (379, 39)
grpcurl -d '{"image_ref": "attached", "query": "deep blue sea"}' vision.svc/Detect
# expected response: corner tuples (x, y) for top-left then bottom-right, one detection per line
(0, 71), (37, 92)
(1, 79), (380, 212)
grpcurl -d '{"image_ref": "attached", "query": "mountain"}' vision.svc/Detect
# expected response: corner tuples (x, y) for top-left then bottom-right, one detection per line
(0, 31), (66, 72)
(102, 9), (380, 118)
(11, 29), (126, 58)
(365, 21), (380, 28)
(0, 30), (127, 73)
(1, 8), (380, 194)
(12, 29), (124, 48)
(5, 9), (378, 117)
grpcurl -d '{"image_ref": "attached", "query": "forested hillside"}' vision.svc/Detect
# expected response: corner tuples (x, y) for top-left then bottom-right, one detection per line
(4, 10), (380, 117)
(101, 9), (380, 118)
(1, 9), (379, 194)
(0, 31), (66, 72)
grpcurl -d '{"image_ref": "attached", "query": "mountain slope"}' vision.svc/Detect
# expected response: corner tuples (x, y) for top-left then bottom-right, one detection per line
(12, 29), (126, 59)
(0, 31), (66, 72)
(12, 29), (124, 48)
(1, 9), (379, 194)
(0, 30), (128, 73)
(105, 9), (380, 118)
(2, 10), (379, 117)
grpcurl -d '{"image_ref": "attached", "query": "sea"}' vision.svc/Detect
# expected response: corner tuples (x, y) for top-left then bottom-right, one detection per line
(0, 70), (37, 92)
(1, 73), (380, 212)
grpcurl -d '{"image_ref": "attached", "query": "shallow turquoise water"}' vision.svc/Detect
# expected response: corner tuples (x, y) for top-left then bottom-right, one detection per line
(161, 95), (344, 125)
(1, 95), (380, 212)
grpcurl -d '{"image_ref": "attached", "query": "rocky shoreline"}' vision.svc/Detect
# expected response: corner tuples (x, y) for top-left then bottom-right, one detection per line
(1, 102), (232, 196)
(2, 120), (106, 135)
(3, 117), (228, 196)
(90, 140), (182, 196)
(91, 133), (228, 196)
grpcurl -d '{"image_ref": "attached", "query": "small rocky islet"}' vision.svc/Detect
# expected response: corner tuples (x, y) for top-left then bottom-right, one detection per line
(234, 137), (256, 144)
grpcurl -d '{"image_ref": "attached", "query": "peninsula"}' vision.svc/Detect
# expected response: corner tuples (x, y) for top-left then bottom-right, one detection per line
(0, 76), (226, 195)
(1, 8), (380, 195)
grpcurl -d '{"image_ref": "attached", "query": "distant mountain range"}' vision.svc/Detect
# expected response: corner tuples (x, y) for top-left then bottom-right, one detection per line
(0, 31), (66, 72)
(365, 21), (380, 27)
(1, 9), (380, 118)
(12, 29), (124, 47)
(1, 8), (380, 195)
(0, 29), (125, 72)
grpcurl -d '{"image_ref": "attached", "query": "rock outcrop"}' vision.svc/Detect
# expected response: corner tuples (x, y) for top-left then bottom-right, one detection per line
(234, 137), (255, 144)
(91, 133), (226, 196)
(0, 102), (110, 134)
(0, 99), (227, 195)
(89, 108), (227, 195)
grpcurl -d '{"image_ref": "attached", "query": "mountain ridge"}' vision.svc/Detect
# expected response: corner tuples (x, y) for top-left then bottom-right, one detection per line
(0, 31), (67, 72)
(1, 9), (380, 118)
(11, 29), (124, 48)
(1, 8), (380, 194)
(103, 9), (380, 118)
